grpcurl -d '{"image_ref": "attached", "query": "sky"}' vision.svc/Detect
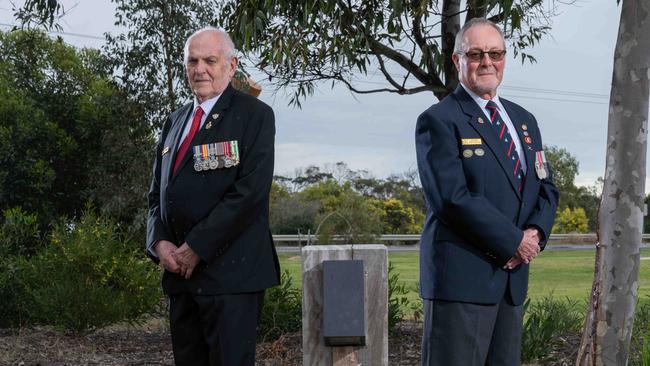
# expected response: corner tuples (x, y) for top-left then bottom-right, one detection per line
(0, 0), (631, 188)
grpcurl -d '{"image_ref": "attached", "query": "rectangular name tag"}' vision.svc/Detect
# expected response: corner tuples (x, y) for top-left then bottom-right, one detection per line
(461, 138), (482, 146)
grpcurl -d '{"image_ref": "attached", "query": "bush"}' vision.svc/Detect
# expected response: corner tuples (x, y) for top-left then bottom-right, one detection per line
(0, 207), (42, 257)
(258, 270), (302, 342)
(553, 207), (589, 234)
(7, 210), (161, 331)
(388, 262), (421, 334)
(521, 296), (583, 364)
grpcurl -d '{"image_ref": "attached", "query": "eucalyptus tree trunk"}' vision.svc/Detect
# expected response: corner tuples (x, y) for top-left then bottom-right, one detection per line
(576, 1), (650, 365)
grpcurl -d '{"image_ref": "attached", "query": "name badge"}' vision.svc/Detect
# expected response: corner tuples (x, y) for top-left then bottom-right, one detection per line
(461, 138), (482, 146)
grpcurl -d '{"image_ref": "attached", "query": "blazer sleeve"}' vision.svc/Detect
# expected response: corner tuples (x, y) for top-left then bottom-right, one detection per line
(146, 117), (174, 263)
(416, 109), (523, 265)
(184, 103), (275, 263)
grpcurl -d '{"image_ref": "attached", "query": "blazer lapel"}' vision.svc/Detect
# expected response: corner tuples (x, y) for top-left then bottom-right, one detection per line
(454, 87), (522, 199)
(171, 86), (235, 179)
(501, 98), (538, 201)
(166, 103), (193, 182)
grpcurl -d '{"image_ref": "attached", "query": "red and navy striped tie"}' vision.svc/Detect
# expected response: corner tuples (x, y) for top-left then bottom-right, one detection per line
(485, 100), (524, 192)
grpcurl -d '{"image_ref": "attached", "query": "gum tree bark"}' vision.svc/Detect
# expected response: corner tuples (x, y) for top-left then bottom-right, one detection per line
(576, 1), (650, 364)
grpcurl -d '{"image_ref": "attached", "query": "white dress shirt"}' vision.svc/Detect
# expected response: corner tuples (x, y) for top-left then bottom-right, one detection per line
(461, 83), (527, 173)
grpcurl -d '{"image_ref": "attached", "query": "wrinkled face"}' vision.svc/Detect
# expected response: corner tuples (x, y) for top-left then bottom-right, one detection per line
(452, 25), (506, 99)
(186, 31), (237, 103)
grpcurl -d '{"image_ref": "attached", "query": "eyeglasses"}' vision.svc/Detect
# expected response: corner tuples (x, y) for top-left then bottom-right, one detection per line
(460, 50), (507, 62)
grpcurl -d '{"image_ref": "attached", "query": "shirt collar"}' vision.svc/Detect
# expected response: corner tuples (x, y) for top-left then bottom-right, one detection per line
(460, 83), (502, 111)
(193, 94), (221, 114)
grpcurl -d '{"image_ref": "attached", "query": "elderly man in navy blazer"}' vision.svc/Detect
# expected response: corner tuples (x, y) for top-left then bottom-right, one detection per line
(416, 18), (559, 365)
(146, 27), (279, 366)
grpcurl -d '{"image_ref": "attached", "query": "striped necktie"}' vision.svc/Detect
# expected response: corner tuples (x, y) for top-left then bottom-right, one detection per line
(485, 100), (524, 192)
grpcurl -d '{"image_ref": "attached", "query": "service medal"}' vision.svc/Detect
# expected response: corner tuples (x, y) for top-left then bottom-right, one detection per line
(535, 151), (548, 180)
(193, 146), (203, 171)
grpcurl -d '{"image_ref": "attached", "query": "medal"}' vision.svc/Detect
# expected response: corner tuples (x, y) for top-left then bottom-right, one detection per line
(462, 149), (473, 158)
(535, 150), (548, 180)
(474, 148), (484, 156)
(230, 140), (240, 166)
(193, 145), (203, 171)
(208, 144), (218, 169)
(524, 136), (533, 144)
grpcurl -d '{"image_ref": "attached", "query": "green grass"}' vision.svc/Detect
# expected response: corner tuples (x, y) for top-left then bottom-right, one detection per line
(279, 248), (650, 306)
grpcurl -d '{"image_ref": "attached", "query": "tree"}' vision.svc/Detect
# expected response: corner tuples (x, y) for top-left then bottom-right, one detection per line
(576, 0), (650, 364)
(219, 0), (566, 105)
(0, 30), (154, 236)
(104, 0), (215, 128)
(12, 0), (65, 30)
(545, 145), (600, 231)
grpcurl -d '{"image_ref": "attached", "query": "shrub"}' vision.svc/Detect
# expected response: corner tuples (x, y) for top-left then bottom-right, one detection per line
(258, 270), (302, 342)
(388, 261), (414, 334)
(521, 296), (583, 364)
(553, 207), (589, 234)
(0, 207), (42, 257)
(12, 210), (161, 332)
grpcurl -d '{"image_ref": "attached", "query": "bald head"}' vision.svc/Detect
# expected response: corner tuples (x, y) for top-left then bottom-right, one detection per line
(184, 27), (238, 102)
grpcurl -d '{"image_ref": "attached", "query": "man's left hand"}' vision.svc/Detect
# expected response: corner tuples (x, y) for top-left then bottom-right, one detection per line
(172, 243), (201, 279)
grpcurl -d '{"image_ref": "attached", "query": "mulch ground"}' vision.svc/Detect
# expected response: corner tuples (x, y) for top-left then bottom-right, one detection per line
(0, 321), (577, 365)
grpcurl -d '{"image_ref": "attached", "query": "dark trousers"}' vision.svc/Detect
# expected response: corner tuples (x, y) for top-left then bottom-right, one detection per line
(169, 291), (264, 366)
(421, 296), (524, 366)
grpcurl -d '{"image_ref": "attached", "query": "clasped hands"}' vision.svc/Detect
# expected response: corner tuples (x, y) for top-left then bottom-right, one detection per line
(503, 228), (541, 270)
(154, 240), (201, 279)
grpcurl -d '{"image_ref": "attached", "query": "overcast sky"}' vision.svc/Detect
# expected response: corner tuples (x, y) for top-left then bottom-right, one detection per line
(0, 0), (632, 188)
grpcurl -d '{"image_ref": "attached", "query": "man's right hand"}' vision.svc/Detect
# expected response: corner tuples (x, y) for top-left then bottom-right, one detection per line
(154, 240), (181, 273)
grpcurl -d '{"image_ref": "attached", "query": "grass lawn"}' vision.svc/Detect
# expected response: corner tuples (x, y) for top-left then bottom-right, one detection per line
(278, 248), (650, 308)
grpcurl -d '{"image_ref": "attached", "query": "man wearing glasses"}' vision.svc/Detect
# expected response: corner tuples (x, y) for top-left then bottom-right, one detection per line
(415, 18), (558, 365)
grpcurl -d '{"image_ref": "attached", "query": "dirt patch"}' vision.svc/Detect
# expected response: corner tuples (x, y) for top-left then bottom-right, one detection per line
(0, 321), (579, 365)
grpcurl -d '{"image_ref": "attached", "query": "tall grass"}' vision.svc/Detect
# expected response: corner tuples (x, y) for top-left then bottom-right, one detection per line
(521, 296), (583, 364)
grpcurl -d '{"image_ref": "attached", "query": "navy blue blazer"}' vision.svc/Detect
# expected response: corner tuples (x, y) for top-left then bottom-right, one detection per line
(146, 85), (280, 295)
(415, 86), (559, 305)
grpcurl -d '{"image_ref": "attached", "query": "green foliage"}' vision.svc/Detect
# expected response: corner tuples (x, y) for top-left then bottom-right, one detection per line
(219, 0), (562, 104)
(0, 29), (154, 240)
(258, 270), (302, 342)
(270, 195), (320, 235)
(104, 0), (215, 128)
(388, 262), (411, 334)
(12, 0), (64, 30)
(553, 207), (589, 234)
(545, 145), (601, 231)
(315, 188), (383, 244)
(370, 198), (421, 234)
(632, 301), (650, 366)
(521, 296), (583, 364)
(4, 210), (161, 331)
(0, 207), (41, 257)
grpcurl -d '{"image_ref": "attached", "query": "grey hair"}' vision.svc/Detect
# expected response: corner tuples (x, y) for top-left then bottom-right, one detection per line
(453, 18), (506, 54)
(183, 27), (237, 66)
